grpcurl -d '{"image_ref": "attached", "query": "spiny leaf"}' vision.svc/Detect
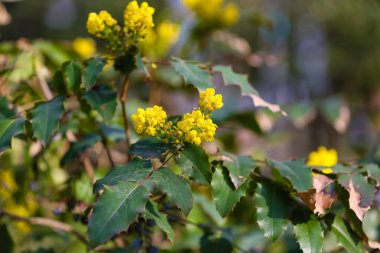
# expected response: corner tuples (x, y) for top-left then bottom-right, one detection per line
(211, 166), (248, 217)
(145, 201), (174, 242)
(151, 168), (193, 215)
(63, 60), (82, 93)
(130, 137), (174, 159)
(82, 86), (117, 121)
(214, 65), (284, 114)
(93, 158), (152, 193)
(0, 118), (24, 153)
(254, 181), (290, 241)
(88, 181), (149, 248)
(331, 216), (365, 253)
(294, 219), (324, 253)
(181, 144), (212, 185)
(348, 173), (376, 220)
(364, 164), (380, 184)
(83, 57), (106, 90)
(30, 96), (65, 146)
(267, 159), (313, 193)
(218, 152), (257, 189)
(0, 96), (16, 120)
(171, 57), (213, 90)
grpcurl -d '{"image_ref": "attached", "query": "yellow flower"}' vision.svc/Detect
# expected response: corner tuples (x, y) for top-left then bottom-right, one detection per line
(72, 37), (96, 59)
(87, 12), (105, 36)
(307, 146), (338, 174)
(87, 11), (118, 38)
(199, 88), (223, 112)
(124, 1), (155, 39)
(141, 20), (180, 58)
(131, 105), (167, 136)
(220, 3), (239, 26)
(99, 10), (117, 26)
(177, 109), (217, 145)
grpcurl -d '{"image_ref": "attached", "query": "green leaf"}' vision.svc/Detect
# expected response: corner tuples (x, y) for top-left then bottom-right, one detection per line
(0, 96), (16, 119)
(151, 168), (193, 215)
(34, 40), (71, 66)
(83, 57), (106, 90)
(63, 60), (82, 93)
(50, 70), (67, 95)
(267, 159), (313, 193)
(94, 158), (152, 193)
(82, 86), (117, 121)
(350, 172), (376, 208)
(0, 118), (25, 153)
(88, 181), (149, 248)
(331, 216), (365, 253)
(220, 153), (257, 189)
(294, 219), (324, 253)
(114, 48), (138, 75)
(181, 144), (212, 185)
(30, 96), (65, 146)
(200, 233), (233, 253)
(214, 65), (258, 95)
(60, 134), (101, 166)
(363, 208), (380, 242)
(145, 201), (174, 242)
(254, 181), (290, 241)
(129, 137), (174, 159)
(364, 164), (380, 183)
(211, 166), (248, 217)
(171, 57), (213, 90)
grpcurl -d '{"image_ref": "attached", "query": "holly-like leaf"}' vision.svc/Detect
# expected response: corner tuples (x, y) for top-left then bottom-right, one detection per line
(83, 86), (117, 121)
(348, 173), (376, 220)
(151, 168), (193, 215)
(60, 134), (101, 166)
(0, 118), (24, 153)
(145, 201), (174, 242)
(171, 57), (213, 90)
(254, 181), (290, 241)
(268, 159), (313, 193)
(94, 158), (152, 193)
(88, 181), (150, 248)
(294, 219), (324, 253)
(331, 216), (365, 253)
(218, 152), (257, 189)
(214, 65), (258, 95)
(30, 96), (65, 146)
(63, 60), (82, 93)
(129, 137), (174, 159)
(214, 65), (284, 114)
(211, 166), (248, 217)
(83, 57), (106, 90)
(267, 159), (313, 192)
(181, 144), (212, 185)
(200, 233), (233, 253)
(364, 164), (380, 184)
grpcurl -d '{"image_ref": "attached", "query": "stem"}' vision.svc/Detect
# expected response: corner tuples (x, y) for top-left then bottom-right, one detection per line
(0, 209), (89, 246)
(99, 130), (115, 166)
(119, 75), (131, 162)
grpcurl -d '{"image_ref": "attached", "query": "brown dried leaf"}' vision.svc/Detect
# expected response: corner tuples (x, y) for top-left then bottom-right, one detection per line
(348, 180), (370, 221)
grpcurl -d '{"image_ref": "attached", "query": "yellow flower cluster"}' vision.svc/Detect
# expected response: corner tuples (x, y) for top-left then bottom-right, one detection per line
(131, 105), (167, 136)
(177, 110), (217, 145)
(131, 88), (223, 146)
(307, 146), (338, 174)
(183, 0), (239, 27)
(141, 20), (180, 58)
(199, 88), (224, 112)
(124, 1), (155, 38)
(87, 11), (118, 38)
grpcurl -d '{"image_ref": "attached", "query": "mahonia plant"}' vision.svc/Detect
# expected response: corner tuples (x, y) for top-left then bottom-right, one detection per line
(1, 1), (380, 253)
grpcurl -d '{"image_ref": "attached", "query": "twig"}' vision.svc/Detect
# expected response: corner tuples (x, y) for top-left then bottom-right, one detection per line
(82, 153), (96, 185)
(119, 75), (131, 161)
(35, 60), (53, 100)
(0, 209), (89, 246)
(99, 130), (115, 166)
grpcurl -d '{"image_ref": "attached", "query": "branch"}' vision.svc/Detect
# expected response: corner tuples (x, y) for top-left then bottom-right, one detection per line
(0, 209), (89, 246)
(119, 75), (131, 162)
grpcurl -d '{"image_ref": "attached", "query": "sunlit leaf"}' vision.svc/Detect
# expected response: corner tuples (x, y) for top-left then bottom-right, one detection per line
(0, 118), (24, 153)
(331, 216), (365, 253)
(145, 201), (174, 242)
(182, 144), (212, 185)
(294, 219), (323, 253)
